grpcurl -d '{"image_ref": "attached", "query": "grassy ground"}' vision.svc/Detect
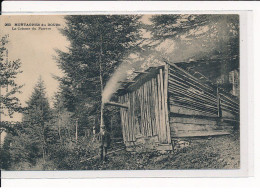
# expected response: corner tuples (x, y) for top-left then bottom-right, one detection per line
(83, 131), (240, 170)
(8, 131), (239, 170)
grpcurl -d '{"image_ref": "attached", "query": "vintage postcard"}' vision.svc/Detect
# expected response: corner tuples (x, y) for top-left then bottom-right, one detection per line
(0, 13), (249, 177)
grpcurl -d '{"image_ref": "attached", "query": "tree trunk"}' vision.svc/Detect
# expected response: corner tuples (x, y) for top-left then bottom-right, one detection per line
(0, 86), (2, 168)
(58, 109), (62, 143)
(42, 129), (46, 165)
(99, 34), (104, 128)
(75, 119), (78, 143)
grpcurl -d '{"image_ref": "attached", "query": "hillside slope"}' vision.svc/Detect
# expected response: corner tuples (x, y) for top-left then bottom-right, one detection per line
(83, 131), (240, 170)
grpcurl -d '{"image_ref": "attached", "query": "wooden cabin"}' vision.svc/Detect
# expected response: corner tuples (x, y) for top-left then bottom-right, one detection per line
(116, 60), (239, 151)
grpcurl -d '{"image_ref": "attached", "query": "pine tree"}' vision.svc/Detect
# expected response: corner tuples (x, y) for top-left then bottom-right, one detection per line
(0, 35), (23, 117)
(55, 15), (143, 133)
(0, 35), (23, 168)
(52, 91), (74, 143)
(22, 77), (53, 164)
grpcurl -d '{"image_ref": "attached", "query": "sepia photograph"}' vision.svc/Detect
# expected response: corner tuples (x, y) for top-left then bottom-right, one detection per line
(0, 14), (240, 171)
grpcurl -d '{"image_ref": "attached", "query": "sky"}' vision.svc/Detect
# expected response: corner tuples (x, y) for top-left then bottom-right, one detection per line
(0, 15), (69, 121)
(0, 15), (155, 122)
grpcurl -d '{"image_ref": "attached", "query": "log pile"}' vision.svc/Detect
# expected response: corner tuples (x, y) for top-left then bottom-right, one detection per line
(167, 62), (219, 117)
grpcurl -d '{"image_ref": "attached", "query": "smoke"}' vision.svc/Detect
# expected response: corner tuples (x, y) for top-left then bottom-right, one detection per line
(101, 50), (167, 104)
(102, 18), (236, 103)
(102, 54), (138, 104)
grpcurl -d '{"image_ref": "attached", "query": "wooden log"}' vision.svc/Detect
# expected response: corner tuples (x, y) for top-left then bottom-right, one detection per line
(220, 100), (239, 112)
(143, 83), (146, 137)
(164, 64), (171, 144)
(149, 80), (153, 136)
(219, 93), (239, 107)
(219, 87), (239, 102)
(105, 101), (129, 109)
(168, 75), (216, 98)
(220, 98), (239, 110)
(128, 93), (132, 141)
(134, 71), (149, 74)
(160, 68), (167, 143)
(172, 96), (218, 110)
(167, 62), (214, 92)
(146, 81), (151, 137)
(150, 80), (155, 135)
(129, 93), (132, 141)
(146, 81), (150, 136)
(168, 80), (217, 103)
(132, 93), (136, 141)
(173, 130), (231, 138)
(170, 116), (218, 125)
(168, 85), (218, 106)
(153, 78), (158, 136)
(122, 95), (126, 141)
(169, 102), (217, 117)
(126, 94), (130, 141)
(138, 88), (143, 136)
(150, 80), (156, 136)
(157, 73), (162, 142)
(132, 91), (136, 140)
(143, 83), (147, 137)
(150, 79), (155, 136)
(221, 104), (239, 114)
(147, 81), (151, 137)
(120, 107), (126, 143)
(169, 98), (217, 114)
(168, 76), (217, 100)
(142, 85), (146, 137)
(168, 89), (217, 109)
(169, 67), (215, 93)
(132, 92), (135, 141)
(121, 96), (127, 142)
(153, 78), (159, 136)
(142, 84), (146, 137)
(118, 81), (135, 83)
(119, 96), (126, 143)
(168, 70), (215, 95)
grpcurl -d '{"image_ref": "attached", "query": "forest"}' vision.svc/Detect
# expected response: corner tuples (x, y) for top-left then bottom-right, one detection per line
(0, 15), (239, 170)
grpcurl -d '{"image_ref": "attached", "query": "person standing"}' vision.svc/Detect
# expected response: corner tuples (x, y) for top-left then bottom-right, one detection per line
(97, 125), (111, 161)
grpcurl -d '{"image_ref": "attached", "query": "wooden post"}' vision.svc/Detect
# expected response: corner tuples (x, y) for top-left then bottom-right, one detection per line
(164, 64), (171, 144)
(217, 86), (222, 117)
(153, 78), (159, 137)
(160, 68), (167, 143)
(110, 114), (113, 132)
(157, 73), (163, 142)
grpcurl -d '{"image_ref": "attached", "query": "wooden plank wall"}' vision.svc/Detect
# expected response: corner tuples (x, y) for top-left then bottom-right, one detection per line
(119, 67), (171, 146)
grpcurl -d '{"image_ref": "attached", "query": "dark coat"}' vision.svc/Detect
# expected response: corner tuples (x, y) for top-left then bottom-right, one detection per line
(97, 131), (111, 147)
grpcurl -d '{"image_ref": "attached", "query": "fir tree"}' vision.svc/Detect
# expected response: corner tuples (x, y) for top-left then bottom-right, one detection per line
(55, 15), (143, 133)
(0, 35), (23, 117)
(22, 77), (53, 164)
(0, 35), (23, 168)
